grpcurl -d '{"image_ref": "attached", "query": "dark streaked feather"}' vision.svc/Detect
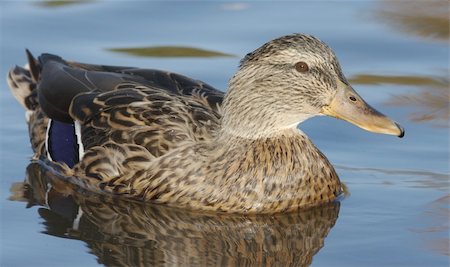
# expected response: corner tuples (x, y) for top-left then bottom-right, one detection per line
(32, 53), (224, 157)
(36, 56), (223, 123)
(70, 85), (221, 155)
(25, 49), (40, 82)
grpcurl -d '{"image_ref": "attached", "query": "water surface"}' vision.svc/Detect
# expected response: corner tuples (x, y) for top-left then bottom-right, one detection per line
(1, 1), (448, 266)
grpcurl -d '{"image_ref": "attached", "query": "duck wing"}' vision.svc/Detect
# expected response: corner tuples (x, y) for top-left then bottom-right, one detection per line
(33, 53), (223, 160)
(70, 83), (222, 155)
(36, 53), (224, 123)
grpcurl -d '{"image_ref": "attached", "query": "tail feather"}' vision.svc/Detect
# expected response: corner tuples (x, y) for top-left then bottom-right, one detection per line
(8, 50), (83, 167)
(7, 49), (39, 111)
(7, 65), (37, 111)
(25, 48), (40, 82)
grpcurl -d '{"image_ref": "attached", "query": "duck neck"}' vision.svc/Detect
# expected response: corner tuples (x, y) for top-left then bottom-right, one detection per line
(220, 69), (315, 139)
(215, 127), (307, 145)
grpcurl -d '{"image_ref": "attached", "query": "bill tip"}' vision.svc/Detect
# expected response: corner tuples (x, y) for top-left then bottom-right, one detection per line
(395, 122), (405, 138)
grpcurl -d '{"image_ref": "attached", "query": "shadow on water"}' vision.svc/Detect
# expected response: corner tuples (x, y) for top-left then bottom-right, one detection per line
(10, 162), (340, 267)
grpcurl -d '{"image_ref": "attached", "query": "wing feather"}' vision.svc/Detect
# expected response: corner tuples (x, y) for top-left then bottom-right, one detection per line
(27, 53), (225, 189)
(70, 84), (221, 157)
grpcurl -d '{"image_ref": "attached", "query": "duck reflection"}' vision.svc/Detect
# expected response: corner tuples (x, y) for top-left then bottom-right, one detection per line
(10, 162), (340, 267)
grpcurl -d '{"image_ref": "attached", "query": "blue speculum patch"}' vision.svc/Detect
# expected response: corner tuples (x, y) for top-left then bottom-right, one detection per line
(47, 120), (79, 168)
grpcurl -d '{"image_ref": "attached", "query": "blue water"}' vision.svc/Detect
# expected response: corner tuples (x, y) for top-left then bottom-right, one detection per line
(1, 1), (448, 266)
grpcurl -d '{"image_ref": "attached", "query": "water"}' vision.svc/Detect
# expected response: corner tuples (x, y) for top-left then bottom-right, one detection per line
(1, 1), (448, 266)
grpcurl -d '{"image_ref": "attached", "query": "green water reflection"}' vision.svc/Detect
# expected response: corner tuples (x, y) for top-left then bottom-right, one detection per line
(107, 46), (235, 58)
(36, 0), (94, 8)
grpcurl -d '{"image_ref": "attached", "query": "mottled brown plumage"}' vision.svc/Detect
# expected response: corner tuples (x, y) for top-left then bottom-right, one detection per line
(7, 34), (403, 213)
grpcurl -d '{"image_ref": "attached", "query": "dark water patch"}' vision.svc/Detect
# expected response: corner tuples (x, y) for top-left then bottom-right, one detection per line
(350, 74), (447, 87)
(107, 46), (236, 58)
(36, 0), (94, 8)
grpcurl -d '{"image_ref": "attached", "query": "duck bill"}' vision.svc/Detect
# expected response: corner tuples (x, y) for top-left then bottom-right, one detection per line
(321, 80), (405, 138)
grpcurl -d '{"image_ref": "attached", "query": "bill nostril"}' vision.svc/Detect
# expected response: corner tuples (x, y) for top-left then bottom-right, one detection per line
(349, 96), (357, 102)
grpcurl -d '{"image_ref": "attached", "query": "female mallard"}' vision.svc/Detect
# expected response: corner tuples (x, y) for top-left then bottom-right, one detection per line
(7, 34), (404, 213)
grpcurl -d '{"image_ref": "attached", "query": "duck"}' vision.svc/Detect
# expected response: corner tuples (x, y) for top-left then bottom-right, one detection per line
(7, 34), (404, 213)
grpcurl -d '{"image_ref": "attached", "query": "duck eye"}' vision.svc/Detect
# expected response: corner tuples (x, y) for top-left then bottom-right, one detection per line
(295, 61), (309, 73)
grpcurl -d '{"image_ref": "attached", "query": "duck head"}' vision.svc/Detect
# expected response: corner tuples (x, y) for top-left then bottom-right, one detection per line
(222, 34), (404, 139)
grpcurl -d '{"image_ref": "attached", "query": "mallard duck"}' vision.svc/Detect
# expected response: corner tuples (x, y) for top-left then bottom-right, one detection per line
(7, 34), (404, 213)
